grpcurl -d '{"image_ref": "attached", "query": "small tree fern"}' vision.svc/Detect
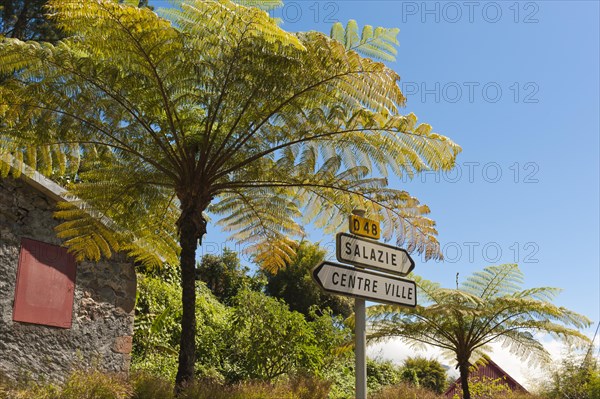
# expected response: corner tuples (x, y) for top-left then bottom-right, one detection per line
(0, 0), (460, 386)
(367, 264), (591, 399)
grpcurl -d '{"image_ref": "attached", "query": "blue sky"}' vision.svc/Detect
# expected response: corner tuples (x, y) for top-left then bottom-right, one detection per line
(155, 1), (599, 334)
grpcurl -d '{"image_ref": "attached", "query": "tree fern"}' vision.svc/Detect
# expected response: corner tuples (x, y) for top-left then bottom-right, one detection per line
(0, 0), (461, 385)
(368, 264), (591, 399)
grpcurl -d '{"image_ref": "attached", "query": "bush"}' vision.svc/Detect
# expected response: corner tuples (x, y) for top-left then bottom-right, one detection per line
(367, 358), (402, 392)
(224, 290), (324, 381)
(400, 356), (447, 394)
(540, 354), (600, 399)
(132, 274), (230, 381)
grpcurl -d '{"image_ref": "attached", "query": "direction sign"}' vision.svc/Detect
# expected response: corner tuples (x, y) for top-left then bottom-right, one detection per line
(336, 232), (415, 276)
(349, 214), (380, 240)
(312, 261), (417, 307)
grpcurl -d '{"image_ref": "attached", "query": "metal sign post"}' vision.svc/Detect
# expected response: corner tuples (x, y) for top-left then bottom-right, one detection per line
(355, 297), (367, 399)
(352, 210), (367, 399)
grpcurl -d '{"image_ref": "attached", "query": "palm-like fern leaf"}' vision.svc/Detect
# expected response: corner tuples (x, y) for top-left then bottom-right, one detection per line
(368, 264), (591, 375)
(330, 20), (400, 62)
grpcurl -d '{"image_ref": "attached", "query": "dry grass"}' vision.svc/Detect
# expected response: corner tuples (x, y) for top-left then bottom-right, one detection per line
(371, 382), (444, 399)
(0, 371), (544, 399)
(0, 371), (331, 399)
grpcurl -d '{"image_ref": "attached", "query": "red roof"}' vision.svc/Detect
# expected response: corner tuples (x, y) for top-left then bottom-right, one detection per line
(445, 358), (528, 398)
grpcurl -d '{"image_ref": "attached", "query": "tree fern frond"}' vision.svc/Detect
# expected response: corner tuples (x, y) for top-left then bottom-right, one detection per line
(368, 264), (591, 378)
(231, 0), (283, 11)
(330, 20), (399, 62)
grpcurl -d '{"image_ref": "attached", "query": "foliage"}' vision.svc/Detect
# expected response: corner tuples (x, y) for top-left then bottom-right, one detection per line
(59, 371), (133, 399)
(320, 356), (420, 398)
(197, 248), (262, 304)
(399, 356), (447, 393)
(452, 375), (544, 399)
(178, 376), (330, 399)
(225, 290), (328, 381)
(330, 20), (399, 62)
(320, 355), (355, 399)
(130, 372), (175, 399)
(133, 264), (349, 385)
(0, 0), (460, 384)
(540, 353), (600, 399)
(287, 373), (332, 399)
(308, 307), (352, 369)
(264, 240), (353, 318)
(0, 0), (63, 41)
(133, 273), (230, 380)
(367, 358), (403, 392)
(134, 274), (183, 358)
(452, 376), (512, 399)
(368, 264), (591, 399)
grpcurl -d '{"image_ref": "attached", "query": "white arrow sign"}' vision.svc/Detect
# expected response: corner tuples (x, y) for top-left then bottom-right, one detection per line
(312, 261), (417, 307)
(336, 232), (415, 276)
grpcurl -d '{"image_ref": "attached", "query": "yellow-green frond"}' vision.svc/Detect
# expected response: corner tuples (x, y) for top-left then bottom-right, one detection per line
(330, 20), (400, 62)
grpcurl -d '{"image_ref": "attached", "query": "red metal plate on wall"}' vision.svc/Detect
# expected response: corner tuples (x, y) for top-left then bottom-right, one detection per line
(13, 238), (77, 328)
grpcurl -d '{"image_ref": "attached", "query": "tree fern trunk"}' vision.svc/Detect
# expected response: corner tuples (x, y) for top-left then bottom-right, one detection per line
(175, 210), (202, 389)
(458, 360), (471, 399)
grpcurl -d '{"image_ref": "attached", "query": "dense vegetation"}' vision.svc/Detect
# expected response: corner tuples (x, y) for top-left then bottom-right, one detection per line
(0, 244), (596, 398)
(131, 249), (442, 397)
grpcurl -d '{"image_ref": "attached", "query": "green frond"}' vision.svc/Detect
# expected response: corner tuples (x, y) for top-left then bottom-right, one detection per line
(462, 264), (524, 299)
(330, 20), (399, 62)
(54, 202), (122, 261)
(231, 0), (283, 11)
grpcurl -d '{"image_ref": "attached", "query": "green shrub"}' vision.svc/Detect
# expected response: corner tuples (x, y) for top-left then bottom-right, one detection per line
(131, 352), (179, 382)
(133, 274), (230, 381)
(225, 290), (323, 381)
(540, 354), (600, 399)
(367, 358), (402, 392)
(400, 356), (447, 394)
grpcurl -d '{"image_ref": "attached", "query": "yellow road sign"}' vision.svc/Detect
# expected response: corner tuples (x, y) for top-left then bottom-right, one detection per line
(349, 214), (380, 240)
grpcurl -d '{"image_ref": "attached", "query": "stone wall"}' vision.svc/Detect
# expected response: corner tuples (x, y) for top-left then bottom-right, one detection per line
(0, 177), (136, 383)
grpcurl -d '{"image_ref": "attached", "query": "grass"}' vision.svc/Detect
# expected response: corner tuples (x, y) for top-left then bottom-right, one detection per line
(0, 372), (332, 399)
(0, 371), (542, 399)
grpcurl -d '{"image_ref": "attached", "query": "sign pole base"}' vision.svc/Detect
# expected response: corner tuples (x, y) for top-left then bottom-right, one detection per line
(355, 297), (367, 399)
